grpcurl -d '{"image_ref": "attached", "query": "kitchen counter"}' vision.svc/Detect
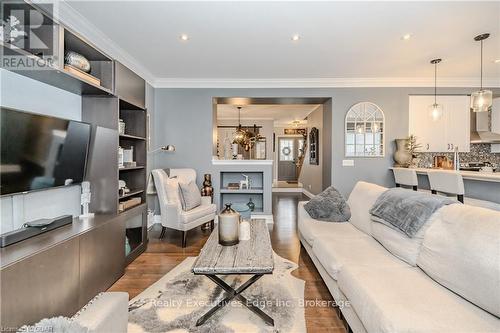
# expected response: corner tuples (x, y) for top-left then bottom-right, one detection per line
(390, 167), (500, 204)
(407, 168), (500, 183)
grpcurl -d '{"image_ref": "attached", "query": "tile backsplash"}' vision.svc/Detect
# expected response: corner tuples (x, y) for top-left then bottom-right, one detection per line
(417, 144), (500, 168)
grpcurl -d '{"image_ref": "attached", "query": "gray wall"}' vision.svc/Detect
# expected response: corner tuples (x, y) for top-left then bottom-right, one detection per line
(299, 105), (324, 194)
(0, 69), (82, 233)
(152, 87), (500, 199)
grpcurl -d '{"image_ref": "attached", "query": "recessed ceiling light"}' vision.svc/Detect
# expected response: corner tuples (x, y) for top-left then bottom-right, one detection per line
(494, 59), (500, 63)
(180, 34), (189, 41)
(291, 34), (300, 41)
(401, 33), (412, 41)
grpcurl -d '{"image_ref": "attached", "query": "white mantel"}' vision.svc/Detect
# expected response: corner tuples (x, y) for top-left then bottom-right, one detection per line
(212, 158), (273, 166)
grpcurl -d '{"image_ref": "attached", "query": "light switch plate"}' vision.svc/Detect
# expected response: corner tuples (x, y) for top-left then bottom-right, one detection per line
(342, 159), (355, 167)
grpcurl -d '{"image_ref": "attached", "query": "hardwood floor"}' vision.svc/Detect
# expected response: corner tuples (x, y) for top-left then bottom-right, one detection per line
(109, 192), (346, 332)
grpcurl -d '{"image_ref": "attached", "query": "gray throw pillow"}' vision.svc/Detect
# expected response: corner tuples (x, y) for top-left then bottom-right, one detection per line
(179, 181), (202, 211)
(304, 186), (351, 222)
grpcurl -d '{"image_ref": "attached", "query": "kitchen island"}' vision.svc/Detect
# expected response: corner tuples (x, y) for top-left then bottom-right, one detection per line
(390, 167), (500, 205)
(411, 167), (500, 183)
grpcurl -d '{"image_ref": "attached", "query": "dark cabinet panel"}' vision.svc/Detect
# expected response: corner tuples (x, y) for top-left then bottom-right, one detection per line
(85, 126), (119, 214)
(0, 238), (80, 328)
(114, 61), (146, 109)
(79, 218), (125, 307)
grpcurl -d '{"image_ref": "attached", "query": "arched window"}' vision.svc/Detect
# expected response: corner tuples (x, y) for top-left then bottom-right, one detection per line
(345, 102), (385, 157)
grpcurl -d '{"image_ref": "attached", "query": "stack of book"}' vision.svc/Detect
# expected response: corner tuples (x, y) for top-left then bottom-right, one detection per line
(227, 183), (240, 190)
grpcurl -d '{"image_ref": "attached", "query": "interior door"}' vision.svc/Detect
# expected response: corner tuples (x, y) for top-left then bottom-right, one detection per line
(278, 137), (302, 181)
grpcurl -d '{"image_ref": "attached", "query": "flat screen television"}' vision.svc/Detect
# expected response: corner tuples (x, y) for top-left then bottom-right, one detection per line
(0, 107), (91, 195)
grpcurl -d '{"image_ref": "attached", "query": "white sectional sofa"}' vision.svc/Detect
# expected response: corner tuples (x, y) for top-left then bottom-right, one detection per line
(298, 181), (500, 333)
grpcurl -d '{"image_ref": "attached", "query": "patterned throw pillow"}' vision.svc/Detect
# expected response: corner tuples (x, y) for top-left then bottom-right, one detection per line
(178, 181), (202, 211)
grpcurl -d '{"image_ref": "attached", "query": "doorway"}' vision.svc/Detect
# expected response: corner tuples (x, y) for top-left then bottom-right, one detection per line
(277, 136), (304, 182)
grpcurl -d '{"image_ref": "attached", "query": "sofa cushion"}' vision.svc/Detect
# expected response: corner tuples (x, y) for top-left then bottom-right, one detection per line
(338, 266), (500, 333)
(370, 208), (443, 266)
(304, 186), (351, 222)
(180, 203), (216, 224)
(298, 201), (365, 246)
(347, 181), (386, 235)
(417, 204), (500, 317)
(312, 234), (408, 280)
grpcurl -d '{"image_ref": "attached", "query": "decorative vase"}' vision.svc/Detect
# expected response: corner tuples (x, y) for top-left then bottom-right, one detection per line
(393, 139), (412, 167)
(247, 198), (255, 212)
(201, 174), (213, 198)
(218, 204), (240, 246)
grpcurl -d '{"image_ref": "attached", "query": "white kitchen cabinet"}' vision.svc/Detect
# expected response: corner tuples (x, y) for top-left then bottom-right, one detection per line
(409, 95), (470, 153)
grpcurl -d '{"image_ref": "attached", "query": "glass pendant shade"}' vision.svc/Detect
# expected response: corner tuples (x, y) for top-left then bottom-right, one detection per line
(470, 89), (493, 113)
(233, 126), (247, 144)
(429, 103), (444, 121)
(471, 34), (492, 112)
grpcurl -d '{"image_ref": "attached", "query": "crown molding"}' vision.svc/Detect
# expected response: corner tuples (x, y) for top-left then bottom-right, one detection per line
(35, 2), (500, 90)
(152, 77), (500, 89)
(54, 1), (156, 84)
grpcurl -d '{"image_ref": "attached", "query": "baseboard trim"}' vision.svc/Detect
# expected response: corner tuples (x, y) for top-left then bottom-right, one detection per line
(272, 187), (303, 193)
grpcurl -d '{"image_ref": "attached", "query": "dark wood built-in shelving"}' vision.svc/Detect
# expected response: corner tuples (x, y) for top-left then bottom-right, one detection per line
(1, 1), (149, 328)
(119, 166), (145, 171)
(119, 189), (145, 200)
(120, 134), (146, 141)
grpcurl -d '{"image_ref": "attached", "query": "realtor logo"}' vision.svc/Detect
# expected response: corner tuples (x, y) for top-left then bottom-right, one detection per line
(1, 1), (56, 69)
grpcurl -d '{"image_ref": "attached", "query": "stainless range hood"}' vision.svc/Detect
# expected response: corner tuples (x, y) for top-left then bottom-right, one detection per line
(470, 97), (500, 144)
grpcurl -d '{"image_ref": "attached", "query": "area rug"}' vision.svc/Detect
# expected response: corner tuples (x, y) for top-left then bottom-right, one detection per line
(128, 253), (306, 333)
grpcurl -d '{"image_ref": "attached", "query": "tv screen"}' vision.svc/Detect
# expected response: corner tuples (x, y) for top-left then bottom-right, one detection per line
(0, 108), (91, 195)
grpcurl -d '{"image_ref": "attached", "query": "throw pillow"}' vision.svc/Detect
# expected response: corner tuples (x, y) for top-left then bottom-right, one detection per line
(164, 176), (181, 205)
(304, 186), (351, 222)
(179, 181), (202, 211)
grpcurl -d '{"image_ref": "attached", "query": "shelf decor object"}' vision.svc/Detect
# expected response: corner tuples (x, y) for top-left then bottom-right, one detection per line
(64, 51), (91, 72)
(429, 58), (443, 121)
(470, 33), (492, 113)
(201, 174), (214, 198)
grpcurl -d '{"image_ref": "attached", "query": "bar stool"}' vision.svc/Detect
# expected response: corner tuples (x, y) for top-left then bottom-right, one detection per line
(427, 170), (464, 203)
(392, 168), (418, 191)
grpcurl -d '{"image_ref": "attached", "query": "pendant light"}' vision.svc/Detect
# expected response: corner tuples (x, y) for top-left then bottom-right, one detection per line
(470, 33), (492, 112)
(429, 58), (443, 121)
(233, 106), (247, 145)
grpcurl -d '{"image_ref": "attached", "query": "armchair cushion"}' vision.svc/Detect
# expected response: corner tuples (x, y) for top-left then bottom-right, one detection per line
(180, 204), (216, 224)
(179, 181), (202, 211)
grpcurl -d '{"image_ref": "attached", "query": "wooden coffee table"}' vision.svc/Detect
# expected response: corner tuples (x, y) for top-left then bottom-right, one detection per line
(192, 219), (275, 326)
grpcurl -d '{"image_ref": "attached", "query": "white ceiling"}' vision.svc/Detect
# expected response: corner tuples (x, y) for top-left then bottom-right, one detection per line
(217, 104), (320, 125)
(64, 1), (500, 87)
